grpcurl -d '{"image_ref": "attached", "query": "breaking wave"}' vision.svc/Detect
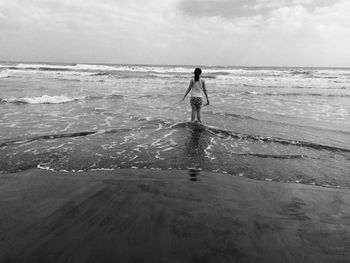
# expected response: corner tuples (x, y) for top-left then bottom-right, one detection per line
(243, 91), (350, 98)
(13, 63), (118, 72)
(0, 95), (82, 104)
(0, 94), (124, 105)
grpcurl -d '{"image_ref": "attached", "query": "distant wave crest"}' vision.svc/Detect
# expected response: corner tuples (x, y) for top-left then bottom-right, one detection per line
(0, 94), (124, 105)
(14, 63), (118, 72)
(243, 91), (350, 98)
(2, 63), (350, 82)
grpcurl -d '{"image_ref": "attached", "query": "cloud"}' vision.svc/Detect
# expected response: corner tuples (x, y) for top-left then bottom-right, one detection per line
(0, 0), (350, 66)
(0, 0), (187, 63)
(176, 0), (350, 66)
(0, 0), (176, 34)
(178, 0), (342, 19)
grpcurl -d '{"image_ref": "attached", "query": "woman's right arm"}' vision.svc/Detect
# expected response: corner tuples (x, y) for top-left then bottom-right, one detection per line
(182, 80), (193, 101)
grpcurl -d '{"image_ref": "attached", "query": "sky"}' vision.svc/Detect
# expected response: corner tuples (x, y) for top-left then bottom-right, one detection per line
(0, 0), (350, 67)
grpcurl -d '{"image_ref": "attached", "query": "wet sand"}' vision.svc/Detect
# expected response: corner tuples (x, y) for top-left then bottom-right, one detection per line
(0, 168), (350, 263)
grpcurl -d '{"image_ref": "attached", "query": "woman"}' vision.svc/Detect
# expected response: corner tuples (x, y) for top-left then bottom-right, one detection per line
(182, 68), (210, 123)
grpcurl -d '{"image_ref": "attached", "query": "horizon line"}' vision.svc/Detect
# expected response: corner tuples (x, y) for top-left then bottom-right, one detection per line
(1, 60), (350, 69)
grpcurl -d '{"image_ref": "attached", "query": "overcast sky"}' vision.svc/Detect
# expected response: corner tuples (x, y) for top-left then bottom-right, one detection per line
(1, 0), (350, 67)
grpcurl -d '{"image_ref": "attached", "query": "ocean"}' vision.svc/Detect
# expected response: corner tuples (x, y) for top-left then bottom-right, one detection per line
(1, 62), (349, 188)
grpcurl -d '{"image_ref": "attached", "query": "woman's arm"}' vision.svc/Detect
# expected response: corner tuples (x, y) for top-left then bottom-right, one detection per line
(182, 80), (193, 101)
(202, 80), (210, 105)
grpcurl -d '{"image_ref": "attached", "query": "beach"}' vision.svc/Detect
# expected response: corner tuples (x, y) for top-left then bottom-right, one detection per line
(1, 168), (350, 262)
(1, 0), (350, 260)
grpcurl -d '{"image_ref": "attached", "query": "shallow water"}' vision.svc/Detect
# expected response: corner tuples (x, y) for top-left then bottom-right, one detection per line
(1, 62), (350, 188)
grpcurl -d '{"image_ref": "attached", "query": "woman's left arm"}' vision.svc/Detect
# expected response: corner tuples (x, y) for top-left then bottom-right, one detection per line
(203, 80), (210, 105)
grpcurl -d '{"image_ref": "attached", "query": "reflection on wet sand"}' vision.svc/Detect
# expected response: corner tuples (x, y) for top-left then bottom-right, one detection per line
(185, 122), (208, 181)
(188, 168), (201, 181)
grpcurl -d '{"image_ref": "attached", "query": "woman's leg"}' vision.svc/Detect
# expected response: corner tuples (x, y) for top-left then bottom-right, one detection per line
(196, 107), (202, 123)
(191, 105), (197, 122)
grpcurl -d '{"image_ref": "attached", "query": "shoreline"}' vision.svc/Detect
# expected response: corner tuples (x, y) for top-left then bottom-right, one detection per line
(1, 168), (350, 262)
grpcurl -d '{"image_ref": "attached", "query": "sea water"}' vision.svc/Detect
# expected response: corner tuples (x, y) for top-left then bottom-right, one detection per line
(0, 62), (349, 188)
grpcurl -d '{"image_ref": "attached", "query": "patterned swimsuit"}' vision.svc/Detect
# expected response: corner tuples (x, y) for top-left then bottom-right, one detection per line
(190, 79), (204, 108)
(190, 97), (202, 108)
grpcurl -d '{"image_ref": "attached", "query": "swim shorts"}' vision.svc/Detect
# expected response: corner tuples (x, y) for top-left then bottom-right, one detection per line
(190, 97), (202, 108)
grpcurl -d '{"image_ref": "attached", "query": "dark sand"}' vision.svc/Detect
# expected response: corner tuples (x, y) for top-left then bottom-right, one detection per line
(1, 169), (350, 263)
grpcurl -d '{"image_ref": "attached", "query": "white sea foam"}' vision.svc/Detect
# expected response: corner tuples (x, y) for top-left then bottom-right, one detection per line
(15, 63), (117, 71)
(16, 63), (62, 69)
(72, 64), (118, 71)
(0, 70), (10, 78)
(6, 94), (82, 104)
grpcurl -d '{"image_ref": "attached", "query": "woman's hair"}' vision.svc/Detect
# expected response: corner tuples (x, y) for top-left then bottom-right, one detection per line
(194, 68), (202, 81)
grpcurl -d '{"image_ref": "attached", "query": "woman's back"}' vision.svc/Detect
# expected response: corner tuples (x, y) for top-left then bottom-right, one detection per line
(191, 79), (204, 98)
